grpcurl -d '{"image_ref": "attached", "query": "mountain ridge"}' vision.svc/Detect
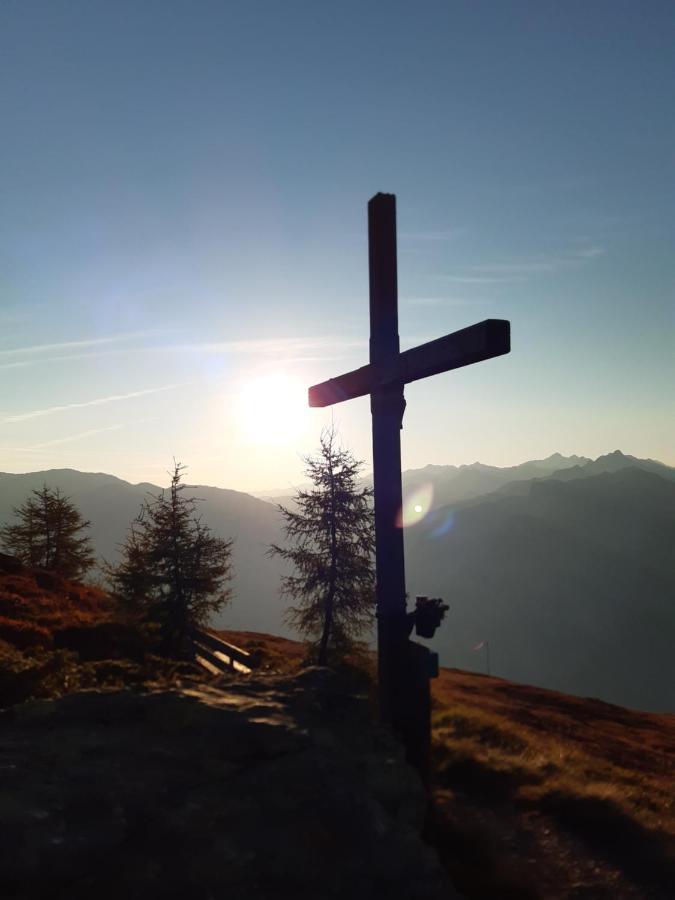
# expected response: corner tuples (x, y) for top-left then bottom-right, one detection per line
(1, 452), (673, 711)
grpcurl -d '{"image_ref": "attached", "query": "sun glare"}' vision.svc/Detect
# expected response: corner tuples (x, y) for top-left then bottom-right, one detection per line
(397, 482), (434, 528)
(235, 373), (310, 445)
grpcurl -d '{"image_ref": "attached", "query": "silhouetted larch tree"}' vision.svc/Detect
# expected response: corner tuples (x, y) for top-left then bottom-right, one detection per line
(269, 427), (375, 665)
(0, 485), (94, 579)
(106, 462), (233, 656)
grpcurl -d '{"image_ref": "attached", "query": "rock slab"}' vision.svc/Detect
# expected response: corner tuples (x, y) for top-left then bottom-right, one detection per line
(0, 668), (461, 899)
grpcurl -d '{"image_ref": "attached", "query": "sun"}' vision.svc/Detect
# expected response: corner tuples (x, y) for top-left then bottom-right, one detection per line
(396, 482), (434, 528)
(235, 372), (310, 445)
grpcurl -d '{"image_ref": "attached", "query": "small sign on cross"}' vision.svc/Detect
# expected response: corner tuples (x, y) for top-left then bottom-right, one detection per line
(308, 193), (510, 777)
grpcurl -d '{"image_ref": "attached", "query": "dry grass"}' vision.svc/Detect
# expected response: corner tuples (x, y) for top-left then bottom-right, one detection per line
(429, 668), (675, 898)
(0, 638), (200, 705)
(216, 629), (310, 674)
(0, 563), (203, 705)
(0, 569), (116, 636)
(216, 628), (377, 682)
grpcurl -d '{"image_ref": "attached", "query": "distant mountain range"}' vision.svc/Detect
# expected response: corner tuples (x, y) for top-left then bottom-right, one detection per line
(257, 450), (674, 509)
(1, 450), (673, 711)
(389, 451), (595, 508)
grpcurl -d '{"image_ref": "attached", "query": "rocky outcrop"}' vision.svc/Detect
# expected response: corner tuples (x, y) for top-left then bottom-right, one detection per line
(0, 668), (461, 899)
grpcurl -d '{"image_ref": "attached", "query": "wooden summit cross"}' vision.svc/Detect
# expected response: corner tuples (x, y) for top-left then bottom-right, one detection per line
(308, 193), (510, 774)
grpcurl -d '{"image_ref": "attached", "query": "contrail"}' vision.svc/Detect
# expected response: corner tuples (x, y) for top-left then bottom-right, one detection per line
(1, 384), (185, 424)
(0, 330), (162, 358)
(171, 335), (367, 356)
(21, 423), (126, 449)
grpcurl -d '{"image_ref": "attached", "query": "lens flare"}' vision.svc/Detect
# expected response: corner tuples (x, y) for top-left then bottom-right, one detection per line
(397, 482), (433, 528)
(430, 509), (455, 538)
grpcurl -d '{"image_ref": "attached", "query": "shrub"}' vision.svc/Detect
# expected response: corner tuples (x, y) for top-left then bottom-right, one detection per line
(0, 616), (52, 650)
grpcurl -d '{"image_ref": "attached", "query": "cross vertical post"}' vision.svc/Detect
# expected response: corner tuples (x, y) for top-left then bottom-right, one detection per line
(307, 192), (510, 780)
(368, 194), (408, 728)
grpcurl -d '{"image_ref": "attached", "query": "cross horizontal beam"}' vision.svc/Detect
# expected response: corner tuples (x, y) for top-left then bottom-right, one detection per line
(308, 318), (510, 408)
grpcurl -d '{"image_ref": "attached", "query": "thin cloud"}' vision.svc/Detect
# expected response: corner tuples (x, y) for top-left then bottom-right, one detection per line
(16, 423), (126, 450)
(399, 228), (466, 242)
(1, 384), (185, 424)
(0, 330), (162, 359)
(574, 246), (604, 259)
(467, 247), (604, 275)
(0, 309), (37, 326)
(403, 296), (477, 307)
(442, 275), (525, 284)
(0, 351), (112, 371)
(4, 418), (159, 454)
(464, 262), (558, 275)
(443, 246), (605, 283)
(0, 335), (368, 371)
(176, 336), (366, 356)
(262, 354), (353, 366)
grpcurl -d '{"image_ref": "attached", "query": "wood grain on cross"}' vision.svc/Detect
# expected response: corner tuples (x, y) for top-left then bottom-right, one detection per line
(308, 193), (510, 771)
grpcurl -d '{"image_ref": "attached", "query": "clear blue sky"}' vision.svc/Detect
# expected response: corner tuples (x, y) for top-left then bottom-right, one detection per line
(1, 1), (673, 491)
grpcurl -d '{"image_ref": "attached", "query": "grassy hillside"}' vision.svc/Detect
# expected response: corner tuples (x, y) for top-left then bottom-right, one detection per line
(0, 569), (672, 900)
(0, 553), (115, 646)
(0, 555), (199, 704)
(429, 668), (674, 899)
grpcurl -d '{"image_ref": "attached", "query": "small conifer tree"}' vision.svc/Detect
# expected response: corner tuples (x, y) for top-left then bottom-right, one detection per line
(1, 485), (94, 579)
(107, 462), (233, 655)
(269, 427), (375, 665)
